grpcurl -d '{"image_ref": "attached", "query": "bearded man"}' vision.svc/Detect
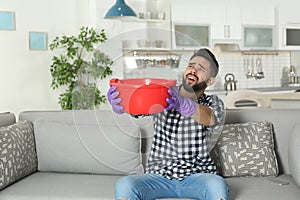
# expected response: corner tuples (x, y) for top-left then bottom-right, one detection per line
(108, 48), (229, 200)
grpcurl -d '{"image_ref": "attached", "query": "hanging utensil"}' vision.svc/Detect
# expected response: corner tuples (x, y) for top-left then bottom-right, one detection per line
(245, 57), (253, 79)
(255, 56), (264, 79)
(251, 56), (256, 78)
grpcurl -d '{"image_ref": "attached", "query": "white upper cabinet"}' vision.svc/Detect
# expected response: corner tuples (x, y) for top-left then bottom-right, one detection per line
(171, 0), (212, 24)
(211, 4), (242, 40)
(240, 5), (276, 50)
(171, 0), (213, 49)
(277, 4), (300, 25)
(277, 3), (300, 50)
(242, 5), (276, 25)
(171, 0), (242, 47)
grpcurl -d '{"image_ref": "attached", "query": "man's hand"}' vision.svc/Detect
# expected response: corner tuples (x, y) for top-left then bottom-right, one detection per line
(107, 86), (124, 114)
(165, 86), (197, 117)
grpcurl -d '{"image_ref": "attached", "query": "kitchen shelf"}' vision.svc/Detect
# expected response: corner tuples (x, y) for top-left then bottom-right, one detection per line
(120, 18), (169, 23)
(123, 49), (182, 57)
(241, 50), (279, 56)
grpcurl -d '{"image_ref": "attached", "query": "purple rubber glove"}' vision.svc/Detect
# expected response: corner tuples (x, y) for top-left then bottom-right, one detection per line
(165, 86), (197, 117)
(107, 86), (124, 114)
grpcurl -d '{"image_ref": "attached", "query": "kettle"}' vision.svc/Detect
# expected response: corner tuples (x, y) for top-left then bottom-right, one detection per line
(224, 73), (237, 91)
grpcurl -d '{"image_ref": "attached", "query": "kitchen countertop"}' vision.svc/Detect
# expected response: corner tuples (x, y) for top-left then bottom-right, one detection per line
(247, 86), (300, 93)
(207, 86), (300, 94)
(224, 89), (300, 109)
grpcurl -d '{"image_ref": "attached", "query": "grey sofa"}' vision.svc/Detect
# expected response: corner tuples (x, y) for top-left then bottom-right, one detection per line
(0, 109), (300, 200)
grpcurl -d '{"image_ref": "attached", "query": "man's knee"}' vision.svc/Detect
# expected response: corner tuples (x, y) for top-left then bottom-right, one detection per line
(115, 175), (141, 200)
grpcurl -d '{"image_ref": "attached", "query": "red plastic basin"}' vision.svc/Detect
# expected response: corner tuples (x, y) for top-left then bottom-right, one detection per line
(110, 78), (176, 115)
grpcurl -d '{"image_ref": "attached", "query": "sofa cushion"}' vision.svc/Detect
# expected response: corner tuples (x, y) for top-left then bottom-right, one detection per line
(0, 172), (122, 200)
(1, 173), (299, 200)
(33, 117), (143, 175)
(288, 124), (300, 187)
(226, 174), (300, 200)
(0, 120), (37, 190)
(211, 121), (279, 177)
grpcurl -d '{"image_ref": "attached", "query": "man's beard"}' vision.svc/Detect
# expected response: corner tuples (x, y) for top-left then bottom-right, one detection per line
(182, 76), (208, 93)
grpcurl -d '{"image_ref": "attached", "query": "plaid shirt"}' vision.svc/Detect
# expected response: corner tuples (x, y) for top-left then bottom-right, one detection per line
(146, 93), (225, 180)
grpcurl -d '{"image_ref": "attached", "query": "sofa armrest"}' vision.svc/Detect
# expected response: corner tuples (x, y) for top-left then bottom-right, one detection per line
(0, 120), (37, 190)
(0, 112), (16, 127)
(288, 124), (300, 187)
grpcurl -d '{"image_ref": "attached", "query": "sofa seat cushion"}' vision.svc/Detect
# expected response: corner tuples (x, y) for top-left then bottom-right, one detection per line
(153, 175), (300, 200)
(226, 174), (300, 200)
(0, 172), (123, 200)
(1, 173), (299, 200)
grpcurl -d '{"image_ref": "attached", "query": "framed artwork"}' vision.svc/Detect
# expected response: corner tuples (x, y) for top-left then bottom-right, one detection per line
(0, 11), (16, 30)
(29, 31), (48, 50)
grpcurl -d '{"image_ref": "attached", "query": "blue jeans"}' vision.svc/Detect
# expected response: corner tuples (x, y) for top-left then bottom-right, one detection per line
(115, 173), (229, 200)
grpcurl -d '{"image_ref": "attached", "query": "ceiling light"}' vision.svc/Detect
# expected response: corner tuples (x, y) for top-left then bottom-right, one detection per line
(104, 0), (137, 19)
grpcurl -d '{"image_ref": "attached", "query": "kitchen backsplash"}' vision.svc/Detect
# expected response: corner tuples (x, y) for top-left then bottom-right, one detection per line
(213, 53), (292, 90)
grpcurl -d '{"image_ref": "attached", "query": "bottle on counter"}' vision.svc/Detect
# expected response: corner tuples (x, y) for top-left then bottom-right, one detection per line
(288, 66), (299, 86)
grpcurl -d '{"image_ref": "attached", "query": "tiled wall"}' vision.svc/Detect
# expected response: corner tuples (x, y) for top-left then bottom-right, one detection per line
(214, 53), (291, 90)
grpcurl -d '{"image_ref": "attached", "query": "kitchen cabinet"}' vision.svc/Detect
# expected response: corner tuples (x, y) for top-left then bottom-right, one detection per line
(277, 4), (300, 50)
(242, 5), (276, 26)
(172, 0), (242, 48)
(240, 6), (276, 50)
(211, 4), (242, 41)
(171, 0), (212, 49)
(171, 23), (210, 49)
(241, 25), (275, 50)
(171, 0), (212, 24)
(277, 4), (300, 26)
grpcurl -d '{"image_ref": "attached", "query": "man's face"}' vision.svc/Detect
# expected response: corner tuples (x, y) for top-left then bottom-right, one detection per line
(182, 56), (213, 93)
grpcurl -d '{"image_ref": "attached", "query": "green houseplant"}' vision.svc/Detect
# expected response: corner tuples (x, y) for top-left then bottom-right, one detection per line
(49, 26), (113, 110)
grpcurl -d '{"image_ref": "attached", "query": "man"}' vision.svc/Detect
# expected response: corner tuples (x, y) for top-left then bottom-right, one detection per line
(107, 48), (229, 200)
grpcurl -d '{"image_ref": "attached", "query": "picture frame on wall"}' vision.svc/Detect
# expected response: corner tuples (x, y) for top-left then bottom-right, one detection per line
(29, 31), (48, 50)
(0, 11), (16, 30)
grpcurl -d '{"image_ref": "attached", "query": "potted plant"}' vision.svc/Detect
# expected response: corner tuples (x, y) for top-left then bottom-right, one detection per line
(49, 26), (113, 110)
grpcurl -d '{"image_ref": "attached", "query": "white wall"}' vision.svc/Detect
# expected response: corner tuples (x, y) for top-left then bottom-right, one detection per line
(0, 0), (140, 115)
(0, 0), (91, 115)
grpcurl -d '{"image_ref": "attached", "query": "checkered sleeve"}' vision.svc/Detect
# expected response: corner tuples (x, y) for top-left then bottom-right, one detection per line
(200, 94), (225, 129)
(200, 94), (225, 151)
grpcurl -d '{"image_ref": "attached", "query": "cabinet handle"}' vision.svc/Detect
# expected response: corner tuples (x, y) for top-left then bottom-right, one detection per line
(224, 25), (231, 38)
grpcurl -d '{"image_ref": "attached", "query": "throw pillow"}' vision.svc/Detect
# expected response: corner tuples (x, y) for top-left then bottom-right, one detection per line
(211, 121), (279, 177)
(0, 120), (37, 190)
